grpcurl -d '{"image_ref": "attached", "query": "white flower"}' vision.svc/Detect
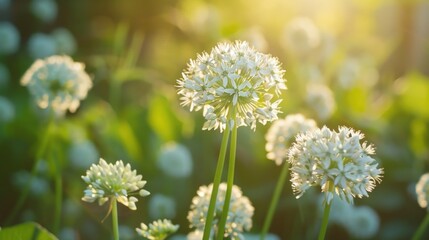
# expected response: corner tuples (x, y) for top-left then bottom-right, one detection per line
(306, 83), (335, 120)
(0, 22), (20, 55)
(288, 126), (383, 204)
(0, 63), (10, 88)
(31, 0), (57, 23)
(136, 219), (179, 240)
(416, 173), (429, 209)
(68, 140), (99, 169)
(81, 158), (150, 210)
(21, 55), (92, 115)
(344, 206), (380, 239)
(148, 194), (177, 219)
(187, 183), (254, 239)
(27, 33), (57, 59)
(157, 142), (193, 178)
(337, 58), (360, 89)
(282, 17), (320, 55)
(51, 28), (77, 55)
(265, 113), (317, 165)
(187, 230), (204, 240)
(177, 40), (286, 132)
(0, 96), (15, 122)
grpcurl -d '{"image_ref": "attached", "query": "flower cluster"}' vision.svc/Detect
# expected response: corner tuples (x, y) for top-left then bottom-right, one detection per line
(157, 142), (193, 178)
(81, 158), (150, 210)
(136, 219), (179, 240)
(21, 55), (92, 115)
(416, 173), (429, 210)
(177, 40), (286, 132)
(306, 83), (335, 120)
(265, 113), (317, 165)
(187, 183), (254, 239)
(288, 126), (383, 204)
(282, 17), (320, 55)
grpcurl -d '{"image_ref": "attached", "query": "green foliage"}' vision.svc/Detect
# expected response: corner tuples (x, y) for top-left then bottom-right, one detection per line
(0, 222), (57, 240)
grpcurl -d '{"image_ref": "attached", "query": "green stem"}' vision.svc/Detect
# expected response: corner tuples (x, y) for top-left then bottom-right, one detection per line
(112, 199), (120, 240)
(318, 201), (332, 240)
(202, 124), (231, 240)
(216, 125), (238, 240)
(52, 143), (62, 235)
(260, 162), (290, 240)
(5, 117), (55, 225)
(412, 211), (429, 240)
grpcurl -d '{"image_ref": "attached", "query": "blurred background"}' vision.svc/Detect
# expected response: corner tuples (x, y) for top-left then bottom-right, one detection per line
(1, 0), (429, 239)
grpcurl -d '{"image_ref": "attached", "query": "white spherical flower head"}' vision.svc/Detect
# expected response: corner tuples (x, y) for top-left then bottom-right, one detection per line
(27, 33), (57, 59)
(51, 28), (77, 55)
(344, 206), (380, 239)
(288, 126), (383, 204)
(187, 183), (254, 239)
(81, 158), (150, 210)
(68, 140), (99, 169)
(136, 219), (179, 240)
(265, 113), (317, 165)
(157, 142), (193, 178)
(306, 83), (336, 121)
(31, 0), (57, 23)
(0, 22), (20, 55)
(282, 17), (320, 55)
(148, 194), (177, 219)
(187, 230), (204, 240)
(416, 173), (429, 209)
(177, 40), (287, 132)
(21, 55), (92, 115)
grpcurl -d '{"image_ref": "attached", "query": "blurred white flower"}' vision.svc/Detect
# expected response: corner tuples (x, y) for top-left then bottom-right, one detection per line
(119, 225), (136, 240)
(0, 63), (10, 88)
(317, 195), (354, 225)
(0, 22), (20, 55)
(265, 113), (317, 165)
(68, 140), (99, 169)
(416, 173), (429, 209)
(344, 206), (380, 239)
(187, 183), (254, 239)
(177, 40), (286, 132)
(288, 126), (383, 204)
(157, 142), (193, 178)
(306, 83), (336, 120)
(27, 33), (57, 59)
(187, 230), (204, 240)
(12, 170), (49, 196)
(136, 219), (179, 240)
(148, 194), (177, 219)
(31, 0), (57, 23)
(51, 28), (77, 55)
(282, 17), (320, 56)
(59, 228), (77, 240)
(337, 58), (360, 89)
(0, 96), (15, 123)
(238, 27), (268, 52)
(0, 0), (10, 9)
(81, 158), (150, 210)
(21, 55), (92, 115)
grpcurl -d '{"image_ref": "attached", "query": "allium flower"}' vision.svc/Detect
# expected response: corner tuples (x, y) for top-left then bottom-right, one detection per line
(306, 83), (335, 120)
(136, 219), (179, 240)
(21, 55), (92, 115)
(187, 230), (204, 240)
(157, 142), (193, 178)
(416, 173), (429, 209)
(282, 17), (320, 55)
(288, 126), (383, 204)
(0, 22), (20, 55)
(177, 40), (286, 132)
(265, 113), (317, 165)
(31, 0), (57, 23)
(344, 206), (380, 239)
(187, 183), (254, 239)
(148, 194), (177, 219)
(27, 33), (57, 59)
(51, 28), (77, 55)
(81, 158), (150, 210)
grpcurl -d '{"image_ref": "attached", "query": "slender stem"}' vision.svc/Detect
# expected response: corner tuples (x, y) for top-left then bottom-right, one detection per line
(260, 162), (290, 240)
(5, 116), (55, 225)
(202, 125), (231, 240)
(412, 211), (429, 240)
(216, 125), (238, 240)
(52, 142), (62, 235)
(318, 201), (332, 240)
(112, 199), (120, 240)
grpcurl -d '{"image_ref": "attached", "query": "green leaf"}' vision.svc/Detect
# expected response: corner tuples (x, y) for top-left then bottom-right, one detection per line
(148, 94), (181, 142)
(0, 222), (58, 240)
(399, 72), (429, 119)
